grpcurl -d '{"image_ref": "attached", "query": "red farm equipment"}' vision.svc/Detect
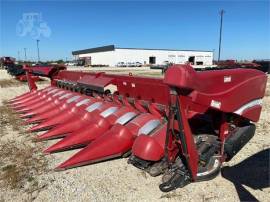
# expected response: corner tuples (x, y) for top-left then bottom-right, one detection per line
(8, 64), (267, 192)
(0, 56), (15, 69)
(5, 63), (66, 82)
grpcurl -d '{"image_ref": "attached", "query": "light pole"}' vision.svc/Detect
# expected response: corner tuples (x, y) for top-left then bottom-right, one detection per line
(24, 48), (27, 61)
(36, 39), (40, 62)
(218, 9), (225, 62)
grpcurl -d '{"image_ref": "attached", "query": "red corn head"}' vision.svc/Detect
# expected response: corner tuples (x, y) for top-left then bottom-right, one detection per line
(16, 97), (54, 114)
(27, 108), (65, 132)
(23, 92), (76, 122)
(29, 97), (95, 132)
(56, 124), (133, 170)
(11, 93), (54, 111)
(11, 97), (45, 110)
(44, 119), (110, 153)
(132, 124), (167, 162)
(44, 108), (138, 153)
(20, 91), (70, 119)
(8, 92), (33, 104)
(37, 117), (92, 140)
(24, 106), (63, 124)
(28, 97), (93, 122)
(20, 100), (60, 119)
(8, 86), (53, 104)
(36, 109), (103, 140)
(56, 113), (161, 170)
(10, 88), (59, 108)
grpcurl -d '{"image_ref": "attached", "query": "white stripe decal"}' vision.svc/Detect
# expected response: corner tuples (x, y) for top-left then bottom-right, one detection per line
(234, 99), (263, 115)
(47, 89), (59, 94)
(138, 119), (160, 135)
(85, 102), (102, 112)
(76, 99), (91, 107)
(59, 93), (72, 100)
(52, 91), (65, 97)
(66, 95), (81, 103)
(115, 112), (137, 125)
(100, 107), (118, 118)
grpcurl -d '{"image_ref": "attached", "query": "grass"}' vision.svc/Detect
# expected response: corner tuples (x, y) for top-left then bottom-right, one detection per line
(0, 105), (24, 134)
(265, 85), (270, 97)
(0, 78), (48, 88)
(0, 79), (22, 88)
(139, 170), (148, 179)
(0, 103), (48, 193)
(264, 77), (270, 97)
(0, 140), (48, 190)
(160, 191), (182, 199)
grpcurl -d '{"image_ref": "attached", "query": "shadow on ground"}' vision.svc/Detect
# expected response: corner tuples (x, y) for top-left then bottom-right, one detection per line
(221, 149), (270, 201)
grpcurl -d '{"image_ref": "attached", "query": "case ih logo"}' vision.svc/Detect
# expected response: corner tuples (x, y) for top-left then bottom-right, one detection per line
(16, 13), (51, 39)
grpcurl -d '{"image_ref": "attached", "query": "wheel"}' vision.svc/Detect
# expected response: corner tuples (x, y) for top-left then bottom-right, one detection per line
(196, 157), (221, 181)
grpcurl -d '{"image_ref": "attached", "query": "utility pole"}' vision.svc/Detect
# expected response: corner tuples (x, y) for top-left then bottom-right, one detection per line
(36, 39), (40, 62)
(218, 9), (225, 62)
(24, 48), (27, 61)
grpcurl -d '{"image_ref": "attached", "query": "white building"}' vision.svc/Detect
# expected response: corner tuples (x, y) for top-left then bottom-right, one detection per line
(72, 45), (213, 66)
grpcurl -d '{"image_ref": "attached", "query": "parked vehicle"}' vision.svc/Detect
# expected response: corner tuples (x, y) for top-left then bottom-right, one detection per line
(117, 62), (142, 67)
(126, 62), (135, 67)
(135, 62), (142, 67)
(116, 62), (126, 67)
(162, 61), (170, 65)
(65, 61), (76, 66)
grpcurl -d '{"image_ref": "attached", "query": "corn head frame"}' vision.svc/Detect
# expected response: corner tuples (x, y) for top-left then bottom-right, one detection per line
(8, 64), (267, 192)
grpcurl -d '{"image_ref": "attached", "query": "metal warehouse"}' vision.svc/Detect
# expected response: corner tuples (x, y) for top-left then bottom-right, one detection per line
(72, 45), (213, 66)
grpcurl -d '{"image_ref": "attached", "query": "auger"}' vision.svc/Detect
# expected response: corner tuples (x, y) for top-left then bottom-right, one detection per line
(8, 64), (267, 192)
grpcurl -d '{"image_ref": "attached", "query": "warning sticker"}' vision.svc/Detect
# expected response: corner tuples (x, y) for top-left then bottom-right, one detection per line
(224, 76), (232, 83)
(211, 100), (221, 109)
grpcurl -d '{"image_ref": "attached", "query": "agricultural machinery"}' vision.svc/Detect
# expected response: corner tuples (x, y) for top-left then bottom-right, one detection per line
(5, 64), (66, 82)
(0, 57), (15, 69)
(8, 64), (267, 192)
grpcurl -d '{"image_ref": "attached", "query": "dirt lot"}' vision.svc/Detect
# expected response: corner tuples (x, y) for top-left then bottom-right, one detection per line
(0, 68), (269, 202)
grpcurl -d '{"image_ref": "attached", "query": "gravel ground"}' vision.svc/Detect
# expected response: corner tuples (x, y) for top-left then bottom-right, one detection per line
(0, 69), (269, 202)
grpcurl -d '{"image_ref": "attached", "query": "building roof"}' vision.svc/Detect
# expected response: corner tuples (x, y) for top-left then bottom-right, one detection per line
(72, 45), (212, 55)
(72, 45), (115, 55)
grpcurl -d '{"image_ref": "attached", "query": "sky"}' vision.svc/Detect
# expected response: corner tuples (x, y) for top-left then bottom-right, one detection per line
(1, 0), (270, 61)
